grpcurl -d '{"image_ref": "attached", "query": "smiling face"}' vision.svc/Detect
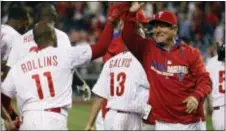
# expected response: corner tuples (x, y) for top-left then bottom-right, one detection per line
(151, 21), (177, 45)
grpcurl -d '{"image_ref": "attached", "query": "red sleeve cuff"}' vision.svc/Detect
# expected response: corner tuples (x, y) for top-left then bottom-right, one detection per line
(191, 91), (203, 102)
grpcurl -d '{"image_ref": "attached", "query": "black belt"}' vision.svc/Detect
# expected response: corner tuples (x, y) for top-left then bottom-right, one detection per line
(213, 105), (225, 110)
(107, 108), (131, 114)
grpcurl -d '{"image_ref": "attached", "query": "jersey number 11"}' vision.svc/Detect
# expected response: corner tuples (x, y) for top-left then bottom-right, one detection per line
(32, 71), (55, 100)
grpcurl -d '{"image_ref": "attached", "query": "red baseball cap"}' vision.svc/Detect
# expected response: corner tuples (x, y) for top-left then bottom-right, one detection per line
(151, 10), (177, 26)
(103, 36), (125, 63)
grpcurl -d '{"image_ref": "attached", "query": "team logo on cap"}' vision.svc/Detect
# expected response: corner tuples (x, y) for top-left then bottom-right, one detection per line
(158, 11), (164, 18)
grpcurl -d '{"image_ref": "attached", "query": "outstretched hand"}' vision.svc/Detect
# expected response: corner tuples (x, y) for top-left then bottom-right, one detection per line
(129, 2), (145, 12)
(107, 2), (130, 24)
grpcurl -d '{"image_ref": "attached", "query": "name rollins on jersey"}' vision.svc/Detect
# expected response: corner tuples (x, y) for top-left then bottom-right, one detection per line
(21, 55), (58, 73)
(109, 58), (132, 68)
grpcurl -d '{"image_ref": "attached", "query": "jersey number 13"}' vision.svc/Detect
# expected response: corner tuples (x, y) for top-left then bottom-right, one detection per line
(110, 72), (126, 96)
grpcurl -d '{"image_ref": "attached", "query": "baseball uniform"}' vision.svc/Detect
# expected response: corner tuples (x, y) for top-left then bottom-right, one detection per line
(95, 111), (104, 130)
(122, 11), (211, 130)
(206, 55), (225, 130)
(6, 28), (71, 67)
(94, 36), (126, 130)
(92, 51), (151, 130)
(1, 44), (92, 130)
(1, 25), (21, 127)
(1, 24), (21, 61)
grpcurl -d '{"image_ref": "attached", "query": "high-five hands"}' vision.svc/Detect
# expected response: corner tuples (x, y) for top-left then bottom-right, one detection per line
(129, 2), (145, 12)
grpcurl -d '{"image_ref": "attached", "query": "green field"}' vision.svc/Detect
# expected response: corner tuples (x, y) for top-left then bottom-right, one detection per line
(12, 102), (213, 130)
(68, 103), (214, 130)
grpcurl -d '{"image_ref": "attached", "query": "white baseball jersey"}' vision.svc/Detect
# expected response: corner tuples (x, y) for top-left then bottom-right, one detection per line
(1, 44), (92, 115)
(6, 28), (71, 67)
(92, 51), (150, 116)
(206, 55), (225, 107)
(1, 24), (21, 61)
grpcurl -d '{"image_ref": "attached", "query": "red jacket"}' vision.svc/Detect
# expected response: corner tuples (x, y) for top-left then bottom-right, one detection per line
(122, 12), (212, 124)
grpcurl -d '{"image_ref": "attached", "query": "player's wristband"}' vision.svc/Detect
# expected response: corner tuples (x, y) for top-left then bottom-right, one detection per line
(142, 105), (152, 120)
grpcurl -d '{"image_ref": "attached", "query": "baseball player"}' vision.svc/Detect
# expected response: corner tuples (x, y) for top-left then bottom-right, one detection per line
(1, 3), (128, 129)
(1, 5), (30, 79)
(1, 6), (30, 128)
(6, 3), (71, 68)
(5, 3), (90, 101)
(93, 12), (153, 130)
(85, 34), (151, 130)
(121, 2), (212, 130)
(206, 42), (225, 130)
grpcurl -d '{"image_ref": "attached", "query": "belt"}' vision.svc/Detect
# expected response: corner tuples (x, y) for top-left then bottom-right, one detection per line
(44, 107), (61, 113)
(213, 105), (225, 110)
(107, 108), (131, 114)
(44, 107), (68, 116)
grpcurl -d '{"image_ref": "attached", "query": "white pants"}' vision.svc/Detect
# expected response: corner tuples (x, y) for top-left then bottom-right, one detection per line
(20, 110), (67, 130)
(141, 122), (155, 130)
(104, 109), (142, 130)
(1, 118), (5, 130)
(155, 120), (206, 130)
(95, 111), (104, 130)
(212, 106), (225, 130)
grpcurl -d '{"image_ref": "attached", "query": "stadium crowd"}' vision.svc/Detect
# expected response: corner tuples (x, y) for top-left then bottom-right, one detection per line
(1, 1), (225, 74)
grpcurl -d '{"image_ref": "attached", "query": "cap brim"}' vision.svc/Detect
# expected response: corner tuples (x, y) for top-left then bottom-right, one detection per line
(149, 19), (175, 26)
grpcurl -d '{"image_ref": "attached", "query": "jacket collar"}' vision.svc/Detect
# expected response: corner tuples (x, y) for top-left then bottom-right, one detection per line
(155, 36), (181, 51)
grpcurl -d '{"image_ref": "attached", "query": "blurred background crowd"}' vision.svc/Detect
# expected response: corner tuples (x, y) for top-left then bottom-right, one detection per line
(1, 1), (225, 84)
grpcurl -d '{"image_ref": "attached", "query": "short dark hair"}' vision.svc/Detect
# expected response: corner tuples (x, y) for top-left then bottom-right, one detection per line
(35, 3), (57, 23)
(33, 22), (55, 45)
(8, 5), (28, 20)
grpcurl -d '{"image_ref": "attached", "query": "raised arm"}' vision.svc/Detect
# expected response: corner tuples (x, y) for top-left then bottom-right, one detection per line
(122, 2), (147, 57)
(91, 2), (130, 60)
(91, 23), (114, 60)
